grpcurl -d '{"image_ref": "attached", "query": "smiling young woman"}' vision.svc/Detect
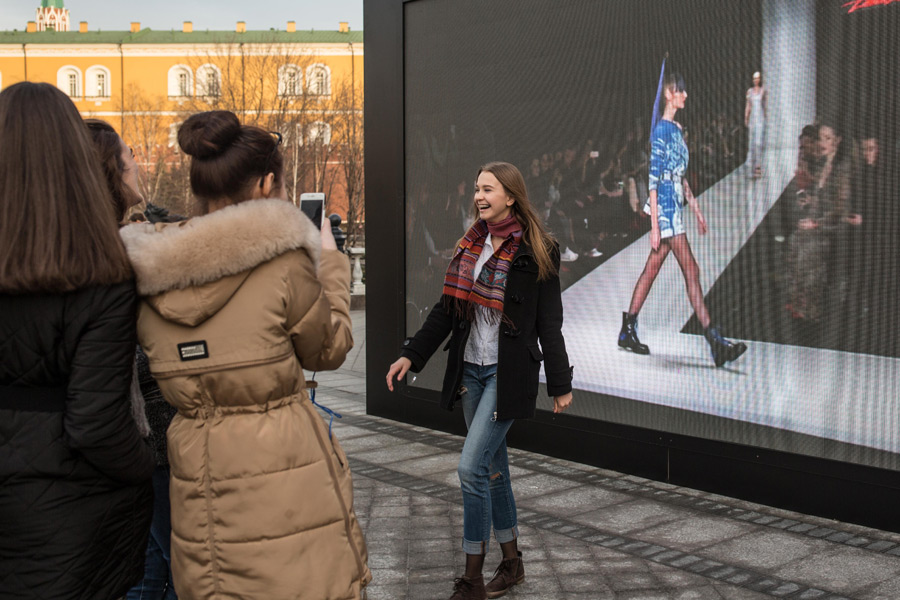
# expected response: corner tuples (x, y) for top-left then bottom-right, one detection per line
(387, 161), (573, 600)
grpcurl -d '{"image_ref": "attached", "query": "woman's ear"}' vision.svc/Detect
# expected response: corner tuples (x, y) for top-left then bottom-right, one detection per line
(259, 172), (277, 198)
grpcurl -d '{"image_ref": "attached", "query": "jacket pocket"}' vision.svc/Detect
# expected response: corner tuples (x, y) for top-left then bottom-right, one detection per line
(330, 431), (350, 471)
(526, 344), (542, 400)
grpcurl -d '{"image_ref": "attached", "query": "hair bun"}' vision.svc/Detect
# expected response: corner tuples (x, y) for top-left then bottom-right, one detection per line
(177, 111), (241, 159)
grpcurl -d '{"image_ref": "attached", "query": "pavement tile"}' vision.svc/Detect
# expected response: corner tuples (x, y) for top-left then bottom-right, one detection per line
(351, 441), (446, 465)
(407, 581), (450, 599)
(362, 583), (405, 600)
(606, 571), (660, 592)
(697, 529), (826, 570)
(509, 472), (582, 499)
(774, 546), (900, 594)
(858, 574), (900, 599)
(552, 558), (601, 575)
(369, 567), (407, 585)
(517, 482), (632, 515)
(711, 583), (774, 599)
(633, 515), (755, 551)
(570, 498), (695, 534)
(406, 564), (457, 583)
(557, 572), (613, 594)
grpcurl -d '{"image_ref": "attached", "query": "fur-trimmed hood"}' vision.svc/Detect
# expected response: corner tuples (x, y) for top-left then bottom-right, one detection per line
(119, 198), (321, 326)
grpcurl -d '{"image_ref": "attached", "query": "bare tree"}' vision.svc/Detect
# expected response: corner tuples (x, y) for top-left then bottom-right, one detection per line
(114, 38), (363, 220)
(331, 74), (365, 246)
(117, 83), (195, 215)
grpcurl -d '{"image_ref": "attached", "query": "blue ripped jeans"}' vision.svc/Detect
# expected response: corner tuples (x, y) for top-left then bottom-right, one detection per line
(458, 362), (518, 555)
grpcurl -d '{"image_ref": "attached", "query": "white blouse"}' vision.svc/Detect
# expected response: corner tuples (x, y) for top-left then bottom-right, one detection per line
(464, 234), (501, 365)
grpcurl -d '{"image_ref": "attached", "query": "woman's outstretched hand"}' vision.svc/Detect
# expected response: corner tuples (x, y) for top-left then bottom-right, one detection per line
(696, 212), (708, 235)
(553, 392), (573, 414)
(386, 357), (412, 392)
(650, 227), (661, 251)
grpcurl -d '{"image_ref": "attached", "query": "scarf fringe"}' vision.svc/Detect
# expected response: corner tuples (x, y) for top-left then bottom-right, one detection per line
(442, 295), (516, 328)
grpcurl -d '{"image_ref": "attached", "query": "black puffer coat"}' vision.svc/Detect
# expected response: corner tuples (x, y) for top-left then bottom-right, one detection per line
(0, 281), (155, 600)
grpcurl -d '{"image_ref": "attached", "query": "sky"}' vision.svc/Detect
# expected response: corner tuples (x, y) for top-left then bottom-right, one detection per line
(0, 0), (364, 32)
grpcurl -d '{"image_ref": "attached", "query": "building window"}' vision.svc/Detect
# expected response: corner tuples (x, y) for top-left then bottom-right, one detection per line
(278, 65), (302, 97)
(178, 72), (190, 97)
(85, 66), (111, 98)
(206, 72), (220, 97)
(307, 121), (332, 145)
(306, 64), (331, 96)
(57, 66), (82, 98)
(167, 65), (193, 98)
(196, 64), (221, 98)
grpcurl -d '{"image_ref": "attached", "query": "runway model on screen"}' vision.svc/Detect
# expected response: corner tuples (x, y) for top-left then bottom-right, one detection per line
(387, 162), (573, 600)
(617, 60), (747, 367)
(744, 71), (767, 178)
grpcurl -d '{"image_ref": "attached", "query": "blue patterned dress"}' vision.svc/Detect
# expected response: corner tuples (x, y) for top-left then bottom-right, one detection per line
(644, 119), (689, 238)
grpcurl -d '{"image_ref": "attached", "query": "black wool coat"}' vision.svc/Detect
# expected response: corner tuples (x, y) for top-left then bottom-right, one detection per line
(0, 281), (155, 600)
(401, 242), (573, 420)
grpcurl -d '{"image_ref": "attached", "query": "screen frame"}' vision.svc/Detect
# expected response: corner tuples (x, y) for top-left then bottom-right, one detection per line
(363, 0), (900, 532)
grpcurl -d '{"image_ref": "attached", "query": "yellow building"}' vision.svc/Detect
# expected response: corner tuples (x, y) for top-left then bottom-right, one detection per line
(0, 2), (364, 221)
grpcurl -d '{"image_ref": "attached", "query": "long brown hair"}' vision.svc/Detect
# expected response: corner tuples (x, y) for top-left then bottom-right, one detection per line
(474, 161), (557, 281)
(0, 82), (132, 293)
(85, 119), (143, 222)
(177, 110), (283, 213)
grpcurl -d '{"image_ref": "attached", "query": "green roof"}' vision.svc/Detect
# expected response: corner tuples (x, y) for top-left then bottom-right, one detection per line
(41, 0), (65, 8)
(0, 28), (363, 45)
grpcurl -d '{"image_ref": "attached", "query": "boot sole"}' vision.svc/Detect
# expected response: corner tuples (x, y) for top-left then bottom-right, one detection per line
(714, 343), (748, 368)
(618, 343), (650, 355)
(485, 575), (525, 598)
(727, 343), (748, 364)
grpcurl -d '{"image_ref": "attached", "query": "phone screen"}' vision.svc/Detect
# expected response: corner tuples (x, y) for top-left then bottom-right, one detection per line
(300, 199), (324, 229)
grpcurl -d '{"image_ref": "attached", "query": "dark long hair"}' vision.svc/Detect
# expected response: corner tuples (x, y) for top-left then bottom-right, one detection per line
(85, 119), (143, 222)
(177, 110), (284, 214)
(0, 82), (132, 293)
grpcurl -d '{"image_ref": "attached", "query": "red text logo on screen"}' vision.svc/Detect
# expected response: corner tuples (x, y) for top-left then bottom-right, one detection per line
(843, 0), (900, 13)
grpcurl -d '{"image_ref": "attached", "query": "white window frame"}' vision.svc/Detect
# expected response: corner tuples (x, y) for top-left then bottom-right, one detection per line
(196, 64), (222, 98)
(56, 66), (83, 99)
(85, 65), (111, 99)
(278, 64), (302, 97)
(307, 121), (332, 146)
(306, 64), (331, 96)
(167, 65), (193, 98)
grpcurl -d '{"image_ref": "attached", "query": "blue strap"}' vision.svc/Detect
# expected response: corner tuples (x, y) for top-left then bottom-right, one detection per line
(308, 372), (342, 439)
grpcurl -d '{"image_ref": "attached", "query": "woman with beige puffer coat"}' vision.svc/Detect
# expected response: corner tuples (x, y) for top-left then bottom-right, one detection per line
(119, 110), (370, 600)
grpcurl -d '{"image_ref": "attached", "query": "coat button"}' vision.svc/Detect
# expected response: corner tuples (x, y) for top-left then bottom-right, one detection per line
(511, 294), (522, 303)
(458, 322), (466, 329)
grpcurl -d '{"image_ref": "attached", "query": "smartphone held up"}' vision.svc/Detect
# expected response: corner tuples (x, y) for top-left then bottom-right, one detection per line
(299, 193), (325, 229)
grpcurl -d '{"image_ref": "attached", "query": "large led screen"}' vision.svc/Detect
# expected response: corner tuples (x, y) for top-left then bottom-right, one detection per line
(402, 0), (900, 471)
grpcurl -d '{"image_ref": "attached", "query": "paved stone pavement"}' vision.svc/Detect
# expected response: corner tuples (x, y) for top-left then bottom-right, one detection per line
(310, 311), (900, 599)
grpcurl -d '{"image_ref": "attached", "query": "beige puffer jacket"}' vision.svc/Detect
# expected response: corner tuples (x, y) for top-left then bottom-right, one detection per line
(120, 199), (371, 600)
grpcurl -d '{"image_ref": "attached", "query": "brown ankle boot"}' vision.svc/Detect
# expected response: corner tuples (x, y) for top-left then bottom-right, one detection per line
(485, 551), (524, 598)
(448, 574), (486, 600)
